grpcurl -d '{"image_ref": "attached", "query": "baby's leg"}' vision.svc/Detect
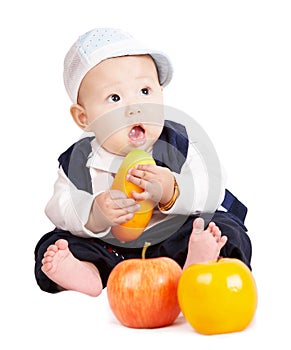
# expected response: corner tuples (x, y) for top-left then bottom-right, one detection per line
(41, 239), (103, 297)
(183, 218), (227, 269)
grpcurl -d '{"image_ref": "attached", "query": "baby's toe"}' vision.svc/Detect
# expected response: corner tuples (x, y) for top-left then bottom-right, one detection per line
(208, 222), (216, 230)
(212, 226), (222, 241)
(41, 261), (52, 273)
(43, 250), (56, 258)
(55, 239), (69, 250)
(47, 244), (58, 253)
(218, 235), (228, 249)
(42, 255), (53, 265)
(192, 218), (205, 235)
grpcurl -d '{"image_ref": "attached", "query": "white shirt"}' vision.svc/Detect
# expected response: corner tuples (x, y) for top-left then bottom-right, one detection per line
(45, 137), (226, 238)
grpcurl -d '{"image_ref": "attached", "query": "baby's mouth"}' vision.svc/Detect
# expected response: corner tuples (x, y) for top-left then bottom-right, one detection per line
(128, 124), (146, 146)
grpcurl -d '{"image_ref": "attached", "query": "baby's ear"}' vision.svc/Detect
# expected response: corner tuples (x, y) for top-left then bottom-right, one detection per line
(70, 104), (88, 129)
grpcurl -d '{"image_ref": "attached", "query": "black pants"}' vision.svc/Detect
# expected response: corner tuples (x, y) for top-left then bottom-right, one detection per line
(34, 211), (252, 293)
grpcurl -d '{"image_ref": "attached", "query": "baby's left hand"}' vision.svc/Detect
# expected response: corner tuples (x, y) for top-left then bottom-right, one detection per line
(126, 164), (175, 205)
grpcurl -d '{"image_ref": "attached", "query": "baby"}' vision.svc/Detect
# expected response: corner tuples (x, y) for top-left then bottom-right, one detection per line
(34, 28), (252, 296)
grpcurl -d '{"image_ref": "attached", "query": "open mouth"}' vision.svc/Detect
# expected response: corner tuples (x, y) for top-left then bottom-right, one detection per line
(128, 124), (146, 146)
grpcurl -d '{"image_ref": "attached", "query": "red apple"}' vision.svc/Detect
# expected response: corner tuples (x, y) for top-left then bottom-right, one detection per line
(107, 243), (182, 328)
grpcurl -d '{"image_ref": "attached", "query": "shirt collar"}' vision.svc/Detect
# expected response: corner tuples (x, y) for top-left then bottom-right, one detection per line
(86, 138), (124, 173)
(87, 138), (154, 173)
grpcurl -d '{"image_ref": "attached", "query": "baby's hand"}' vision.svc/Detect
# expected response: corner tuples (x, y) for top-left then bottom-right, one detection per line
(126, 164), (175, 205)
(86, 190), (140, 232)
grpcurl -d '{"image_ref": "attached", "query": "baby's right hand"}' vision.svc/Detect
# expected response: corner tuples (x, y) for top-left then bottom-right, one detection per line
(97, 190), (141, 225)
(86, 190), (140, 233)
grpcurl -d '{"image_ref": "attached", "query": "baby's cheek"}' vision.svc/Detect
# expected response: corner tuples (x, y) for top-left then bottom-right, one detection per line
(102, 130), (130, 155)
(147, 125), (163, 143)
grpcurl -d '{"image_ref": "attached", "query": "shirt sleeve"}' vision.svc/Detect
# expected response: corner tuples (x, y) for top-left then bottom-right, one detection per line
(45, 167), (111, 238)
(159, 141), (226, 216)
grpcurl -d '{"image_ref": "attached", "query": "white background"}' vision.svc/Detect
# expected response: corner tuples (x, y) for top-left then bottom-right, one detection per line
(1, 0), (290, 349)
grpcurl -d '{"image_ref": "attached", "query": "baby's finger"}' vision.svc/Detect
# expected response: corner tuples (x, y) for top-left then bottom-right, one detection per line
(128, 167), (148, 180)
(113, 197), (140, 210)
(125, 202), (141, 213)
(131, 190), (150, 201)
(126, 173), (147, 189)
(134, 163), (157, 174)
(108, 190), (137, 208)
(109, 189), (128, 200)
(112, 211), (135, 225)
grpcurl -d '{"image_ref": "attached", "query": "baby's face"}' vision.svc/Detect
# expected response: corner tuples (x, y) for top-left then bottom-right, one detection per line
(76, 55), (164, 155)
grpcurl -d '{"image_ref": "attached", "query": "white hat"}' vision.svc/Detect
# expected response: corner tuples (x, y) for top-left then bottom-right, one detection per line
(63, 28), (173, 103)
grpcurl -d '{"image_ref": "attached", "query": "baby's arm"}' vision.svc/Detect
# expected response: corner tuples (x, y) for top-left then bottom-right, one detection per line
(45, 167), (96, 237)
(168, 143), (226, 215)
(45, 167), (141, 237)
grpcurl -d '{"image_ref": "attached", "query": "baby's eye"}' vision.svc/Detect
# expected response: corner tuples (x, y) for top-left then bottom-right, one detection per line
(140, 88), (150, 96)
(108, 94), (120, 103)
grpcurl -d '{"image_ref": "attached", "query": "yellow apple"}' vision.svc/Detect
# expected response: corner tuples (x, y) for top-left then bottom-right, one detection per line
(178, 258), (258, 335)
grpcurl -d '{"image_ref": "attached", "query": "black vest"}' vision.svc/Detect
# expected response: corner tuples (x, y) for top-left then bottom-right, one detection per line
(58, 120), (247, 228)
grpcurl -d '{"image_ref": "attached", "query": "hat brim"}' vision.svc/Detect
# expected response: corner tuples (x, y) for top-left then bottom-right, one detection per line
(65, 37), (173, 103)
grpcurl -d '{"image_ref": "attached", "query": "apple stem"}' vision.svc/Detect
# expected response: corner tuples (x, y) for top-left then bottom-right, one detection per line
(142, 241), (151, 259)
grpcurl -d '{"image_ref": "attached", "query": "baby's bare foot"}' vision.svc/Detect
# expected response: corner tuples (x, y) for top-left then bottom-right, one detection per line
(183, 218), (227, 269)
(41, 239), (102, 297)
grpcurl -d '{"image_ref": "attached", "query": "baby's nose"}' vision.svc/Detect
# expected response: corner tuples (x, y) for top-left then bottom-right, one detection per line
(125, 104), (142, 117)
